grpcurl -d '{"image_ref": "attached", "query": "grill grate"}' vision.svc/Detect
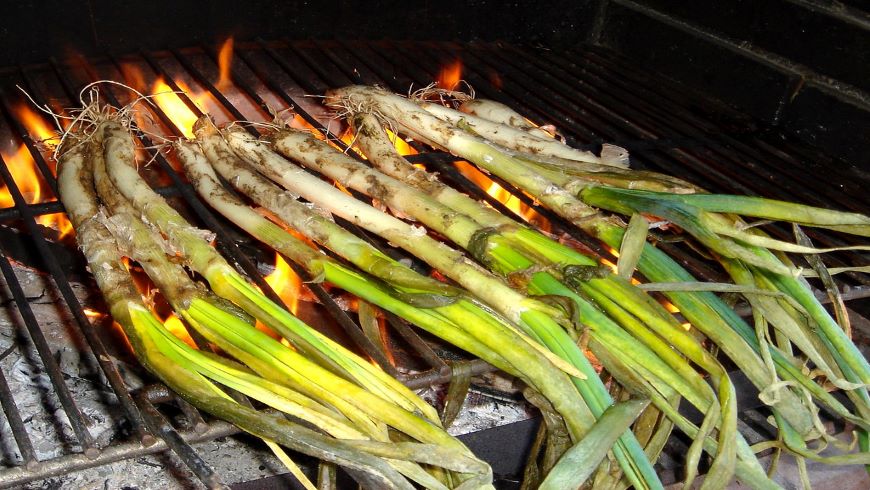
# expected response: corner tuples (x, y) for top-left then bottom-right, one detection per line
(0, 40), (867, 488)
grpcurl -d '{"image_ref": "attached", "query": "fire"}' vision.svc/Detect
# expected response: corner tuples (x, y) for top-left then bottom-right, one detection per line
(437, 60), (463, 91)
(600, 257), (618, 274)
(486, 182), (528, 219)
(162, 313), (197, 348)
(265, 253), (302, 316)
(83, 308), (104, 320)
(17, 104), (56, 142)
(0, 105), (74, 239)
(384, 128), (416, 156)
(151, 78), (204, 138)
(453, 161), (547, 228)
(336, 126), (416, 159)
(216, 37), (234, 91)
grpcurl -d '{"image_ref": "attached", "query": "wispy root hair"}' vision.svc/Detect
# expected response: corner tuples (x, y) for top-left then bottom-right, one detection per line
(19, 81), (190, 160)
(409, 82), (475, 106)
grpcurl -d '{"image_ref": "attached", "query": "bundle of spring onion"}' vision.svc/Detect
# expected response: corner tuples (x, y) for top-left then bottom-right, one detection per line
(308, 85), (870, 486)
(220, 123), (664, 490)
(54, 99), (493, 489)
(217, 84), (868, 488)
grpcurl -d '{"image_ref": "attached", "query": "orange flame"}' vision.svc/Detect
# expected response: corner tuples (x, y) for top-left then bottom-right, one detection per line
(0, 105), (74, 239)
(454, 161), (548, 230)
(216, 38), (234, 91)
(437, 60), (463, 91)
(162, 313), (198, 348)
(601, 257), (618, 274)
(17, 104), (56, 142)
(265, 253), (301, 316)
(151, 78), (204, 138)
(384, 128), (416, 156)
(83, 308), (104, 320)
(119, 63), (149, 93)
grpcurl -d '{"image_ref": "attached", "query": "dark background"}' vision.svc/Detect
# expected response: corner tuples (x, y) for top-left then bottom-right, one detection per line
(2, 0), (868, 166)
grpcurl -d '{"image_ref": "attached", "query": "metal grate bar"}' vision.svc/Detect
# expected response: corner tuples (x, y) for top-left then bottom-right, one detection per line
(135, 393), (227, 490)
(0, 345), (38, 469)
(0, 219), (96, 456)
(516, 46), (870, 212)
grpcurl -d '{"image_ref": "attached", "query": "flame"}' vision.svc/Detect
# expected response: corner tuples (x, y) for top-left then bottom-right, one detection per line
(384, 128), (416, 156)
(0, 105), (74, 239)
(437, 60), (463, 91)
(336, 128), (363, 155)
(601, 257), (618, 274)
(83, 308), (104, 320)
(121, 61), (212, 137)
(162, 313), (197, 348)
(120, 63), (149, 93)
(17, 104), (56, 142)
(265, 253), (301, 316)
(216, 37), (234, 91)
(150, 78), (203, 138)
(454, 161), (547, 229)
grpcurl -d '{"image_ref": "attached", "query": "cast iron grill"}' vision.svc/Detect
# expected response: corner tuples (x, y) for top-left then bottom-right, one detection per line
(0, 40), (867, 488)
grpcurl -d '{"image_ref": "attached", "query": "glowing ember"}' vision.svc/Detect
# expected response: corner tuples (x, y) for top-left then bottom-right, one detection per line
(663, 301), (680, 314)
(216, 37), (235, 91)
(265, 253), (302, 316)
(437, 60), (463, 91)
(601, 257), (618, 274)
(489, 71), (503, 90)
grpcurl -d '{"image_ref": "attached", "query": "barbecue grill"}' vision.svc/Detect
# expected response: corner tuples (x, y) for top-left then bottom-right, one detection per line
(0, 1), (868, 488)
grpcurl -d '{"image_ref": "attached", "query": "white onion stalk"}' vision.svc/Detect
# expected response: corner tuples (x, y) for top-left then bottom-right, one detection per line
(458, 99), (557, 140)
(417, 98), (628, 167)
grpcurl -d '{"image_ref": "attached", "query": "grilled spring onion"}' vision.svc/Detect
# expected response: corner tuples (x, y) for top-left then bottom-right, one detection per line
(188, 119), (555, 379)
(323, 86), (870, 471)
(322, 86), (822, 430)
(57, 140), (428, 490)
(344, 113), (782, 488)
(97, 121), (435, 422)
(96, 122), (500, 484)
(226, 126), (669, 490)
(456, 99), (637, 166)
(222, 128), (603, 445)
(413, 99), (626, 167)
(458, 99), (557, 140)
